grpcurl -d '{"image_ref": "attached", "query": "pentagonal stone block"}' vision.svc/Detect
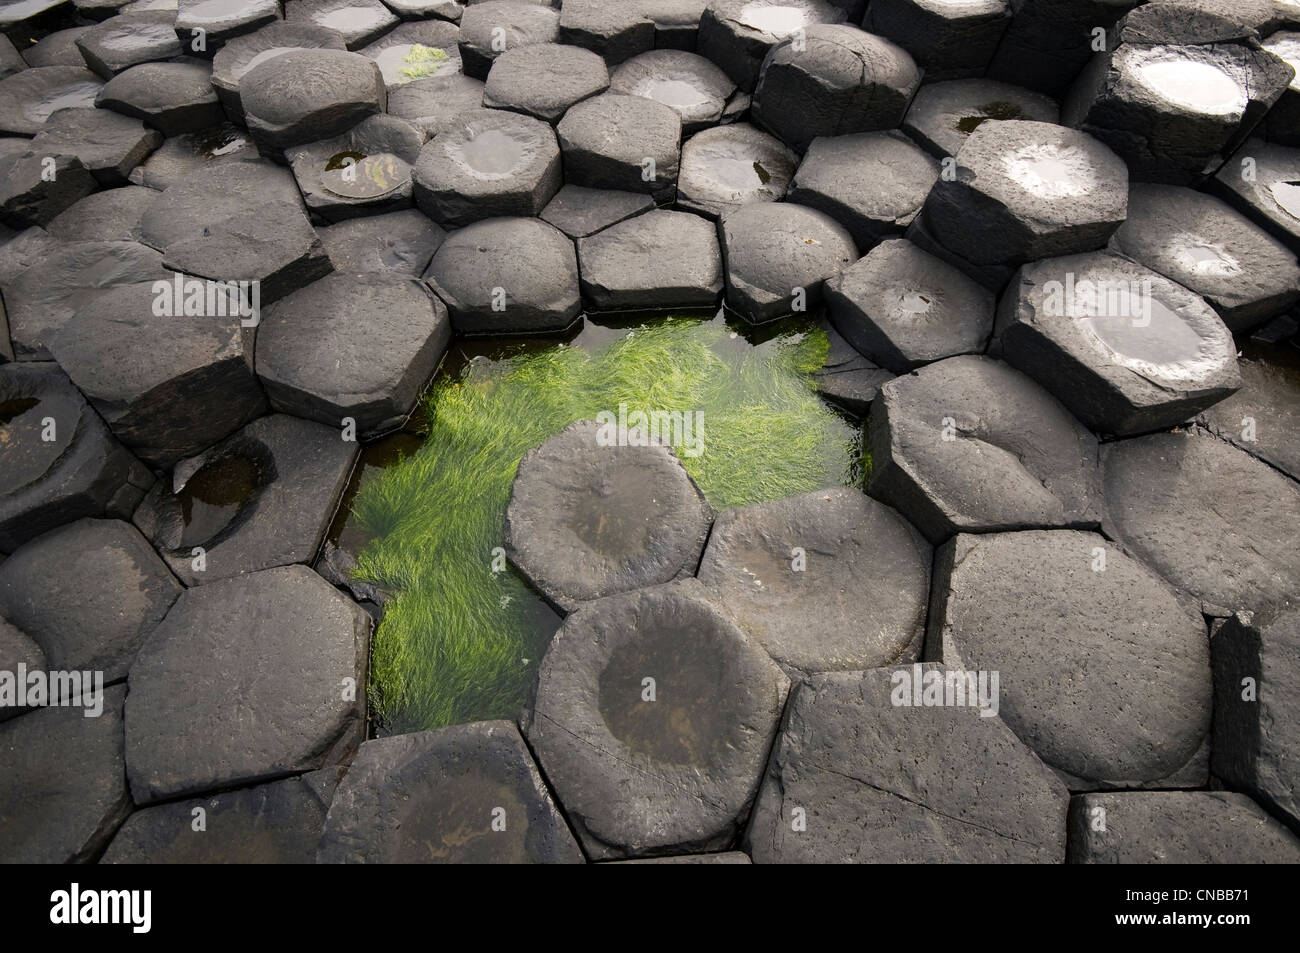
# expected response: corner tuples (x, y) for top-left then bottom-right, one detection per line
(102, 767), (343, 863)
(175, 0), (281, 50)
(284, 0), (399, 49)
(751, 24), (921, 153)
(867, 355), (1102, 543)
(424, 216), (579, 333)
(0, 518), (181, 683)
(1210, 137), (1300, 255)
(287, 114), (425, 222)
(0, 149), (96, 230)
(257, 274), (450, 435)
(930, 529), (1210, 788)
(698, 0), (848, 92)
(1101, 431), (1300, 614)
(1198, 350), (1300, 481)
(412, 108), (561, 225)
(318, 208), (447, 274)
(540, 184), (654, 239)
(787, 130), (938, 247)
(744, 666), (1068, 862)
(825, 238), (993, 373)
(96, 61), (225, 136)
(609, 49), (735, 134)
(49, 281), (267, 468)
(0, 66), (102, 136)
(125, 564), (371, 803)
(318, 721), (585, 863)
(458, 0), (560, 79)
(996, 251), (1240, 436)
(132, 413), (359, 585)
(1110, 183), (1300, 331)
(360, 19), (462, 89)
(387, 72), (485, 136)
(902, 78), (1060, 160)
(576, 208), (722, 310)
(75, 11), (181, 78)
(0, 363), (151, 553)
(558, 0), (655, 65)
(484, 42), (609, 123)
(1068, 791), (1300, 863)
(25, 106), (161, 185)
(557, 91), (682, 201)
(128, 123), (258, 191)
(698, 487), (931, 674)
(920, 119), (1129, 268)
(211, 22), (348, 123)
(505, 420), (712, 611)
(863, 0), (1010, 81)
(241, 48), (386, 151)
(719, 201), (856, 323)
(0, 619), (45, 722)
(0, 685), (131, 863)
(675, 122), (796, 218)
(526, 579), (790, 858)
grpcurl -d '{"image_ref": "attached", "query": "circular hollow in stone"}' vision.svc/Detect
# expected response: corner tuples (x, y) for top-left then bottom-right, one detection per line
(458, 0), (560, 79)
(286, 114), (425, 221)
(360, 19), (463, 88)
(675, 122), (796, 218)
(609, 49), (736, 134)
(483, 42), (610, 123)
(283, 0), (400, 50)
(0, 66), (103, 137)
(698, 0), (848, 92)
(902, 78), (1060, 160)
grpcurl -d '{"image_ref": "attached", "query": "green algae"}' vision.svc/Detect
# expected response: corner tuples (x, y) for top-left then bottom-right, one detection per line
(398, 44), (451, 80)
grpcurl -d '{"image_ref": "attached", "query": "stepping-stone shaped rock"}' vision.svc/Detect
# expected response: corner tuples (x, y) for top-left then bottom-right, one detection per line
(675, 121), (796, 217)
(1212, 607), (1300, 831)
(484, 42), (609, 123)
(318, 207), (446, 274)
(902, 78), (1060, 160)
(75, 11), (182, 78)
(921, 119), (1129, 273)
(1263, 30), (1300, 146)
(26, 107), (161, 186)
(788, 131), (938, 247)
(540, 184), (653, 239)
(930, 529), (1211, 788)
(0, 518), (181, 683)
(257, 274), (450, 434)
(240, 48), (386, 151)
(0, 66), (102, 136)
(1110, 183), (1300, 331)
(0, 685), (131, 863)
(1101, 431), (1300, 614)
(719, 201), (856, 323)
(360, 18), (462, 88)
(125, 564), (370, 803)
(96, 60), (225, 136)
(211, 22), (348, 123)
(175, 0), (281, 50)
(0, 148), (96, 230)
(576, 208), (722, 310)
(996, 251), (1241, 436)
(558, 0), (654, 65)
(133, 413), (359, 585)
(825, 238), (994, 372)
(319, 720), (585, 863)
(1198, 347), (1300, 481)
(0, 362), (151, 553)
(699, 0), (847, 92)
(2, 240), (168, 360)
(744, 666), (1068, 863)
(128, 123), (256, 190)
(386, 71), (484, 136)
(557, 91), (682, 201)
(1063, 37), (1294, 185)
(1068, 791), (1300, 863)
(985, 0), (1138, 97)
(46, 185), (155, 241)
(525, 579), (790, 857)
(49, 280), (267, 467)
(412, 108), (560, 226)
(609, 49), (734, 134)
(863, 0), (1010, 81)
(0, 618), (45, 723)
(284, 0), (399, 49)
(505, 420), (712, 610)
(137, 160), (332, 303)
(867, 355), (1102, 543)
(1210, 137), (1300, 255)
(424, 216), (579, 333)
(698, 487), (931, 674)
(811, 321), (894, 417)
(22, 27), (95, 69)
(287, 114), (424, 222)
(458, 0), (559, 79)
(751, 24), (922, 153)
(102, 767), (343, 863)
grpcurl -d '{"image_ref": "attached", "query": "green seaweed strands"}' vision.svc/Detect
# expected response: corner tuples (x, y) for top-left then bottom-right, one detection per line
(349, 317), (860, 733)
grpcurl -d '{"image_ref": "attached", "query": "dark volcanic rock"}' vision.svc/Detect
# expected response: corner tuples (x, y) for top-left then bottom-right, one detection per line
(211, 22), (349, 123)
(46, 186), (156, 242)
(0, 618), (45, 722)
(95, 61), (225, 136)
(317, 208), (446, 274)
(75, 11), (182, 78)
(26, 107), (162, 186)
(1210, 138), (1300, 255)
(0, 148), (97, 230)
(240, 48), (386, 151)
(540, 184), (654, 239)
(902, 78), (1060, 160)
(863, 0), (1010, 81)
(559, 0), (655, 65)
(525, 579), (790, 858)
(576, 208), (722, 310)
(287, 114), (425, 222)
(360, 18), (462, 88)
(675, 122), (796, 218)
(386, 72), (485, 136)
(1198, 347), (1300, 481)
(458, 0), (560, 79)
(175, 0), (282, 50)
(318, 721), (585, 863)
(22, 28), (95, 69)
(0, 66), (102, 137)
(987, 0), (1141, 97)
(556, 91), (682, 201)
(128, 124), (257, 191)
(698, 0), (847, 92)
(811, 322), (895, 416)
(484, 42), (609, 123)
(609, 49), (735, 134)
(284, 0), (399, 49)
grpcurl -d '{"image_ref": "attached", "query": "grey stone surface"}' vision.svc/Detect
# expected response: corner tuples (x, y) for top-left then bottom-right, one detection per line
(902, 78), (1060, 160)
(505, 420), (713, 611)
(525, 578), (789, 858)
(558, 0), (653, 64)
(609, 851), (752, 864)
(385, 71), (484, 136)
(284, 0), (399, 49)
(46, 185), (156, 242)
(484, 42), (609, 123)
(698, 0), (847, 92)
(1210, 137), (1300, 255)
(458, 0), (560, 78)
(287, 114), (425, 222)
(0, 225), (60, 284)
(25, 106), (162, 185)
(128, 124), (257, 191)
(1263, 30), (1300, 146)
(96, 61), (225, 136)
(540, 184), (653, 239)
(174, 0), (281, 48)
(359, 18), (462, 88)
(610, 49), (735, 134)
(0, 66), (102, 137)
(211, 21), (348, 123)
(22, 28), (95, 69)
(318, 207), (446, 274)
(318, 721), (585, 863)
(745, 666), (1069, 862)
(75, 11), (182, 78)
(868, 355), (1102, 544)
(125, 564), (370, 803)
(0, 148), (97, 230)
(676, 122), (796, 218)
(241, 48), (386, 151)
(556, 91), (682, 201)
(0, 618), (45, 723)
(986, 0), (1140, 96)
(576, 208), (722, 310)
(1198, 345), (1300, 481)
(863, 0), (1010, 81)
(811, 321), (895, 417)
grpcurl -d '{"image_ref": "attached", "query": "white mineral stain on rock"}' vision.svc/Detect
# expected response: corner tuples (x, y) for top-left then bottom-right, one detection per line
(1002, 143), (1096, 198)
(1133, 57), (1245, 117)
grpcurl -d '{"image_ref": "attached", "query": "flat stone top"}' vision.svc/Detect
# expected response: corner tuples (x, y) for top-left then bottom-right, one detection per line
(240, 48), (383, 126)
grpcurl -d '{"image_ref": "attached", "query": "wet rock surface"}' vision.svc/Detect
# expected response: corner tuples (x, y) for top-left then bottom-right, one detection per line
(556, 91), (682, 200)
(458, 0), (560, 79)
(609, 49), (735, 134)
(286, 113), (425, 221)
(903, 78), (1060, 161)
(96, 61), (225, 136)
(211, 22), (349, 123)
(484, 42), (609, 123)
(699, 0), (848, 93)
(576, 208), (722, 310)
(540, 184), (653, 238)
(240, 48), (386, 150)
(317, 207), (446, 274)
(675, 121), (795, 218)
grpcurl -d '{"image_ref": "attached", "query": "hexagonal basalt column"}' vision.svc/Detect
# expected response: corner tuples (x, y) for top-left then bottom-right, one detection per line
(458, 0), (560, 79)
(95, 62), (225, 137)
(863, 0), (1010, 81)
(483, 43), (610, 123)
(1210, 137), (1300, 255)
(698, 0), (848, 92)
(283, 0), (399, 50)
(901, 78), (1060, 161)
(1262, 30), (1300, 145)
(240, 48), (386, 151)
(525, 579), (790, 858)
(609, 49), (736, 134)
(995, 251), (1240, 436)
(210, 22), (348, 124)
(286, 115), (425, 222)
(675, 122), (797, 218)
(556, 91), (682, 202)
(576, 208), (723, 310)
(504, 420), (713, 612)
(75, 12), (181, 79)
(0, 67), (102, 137)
